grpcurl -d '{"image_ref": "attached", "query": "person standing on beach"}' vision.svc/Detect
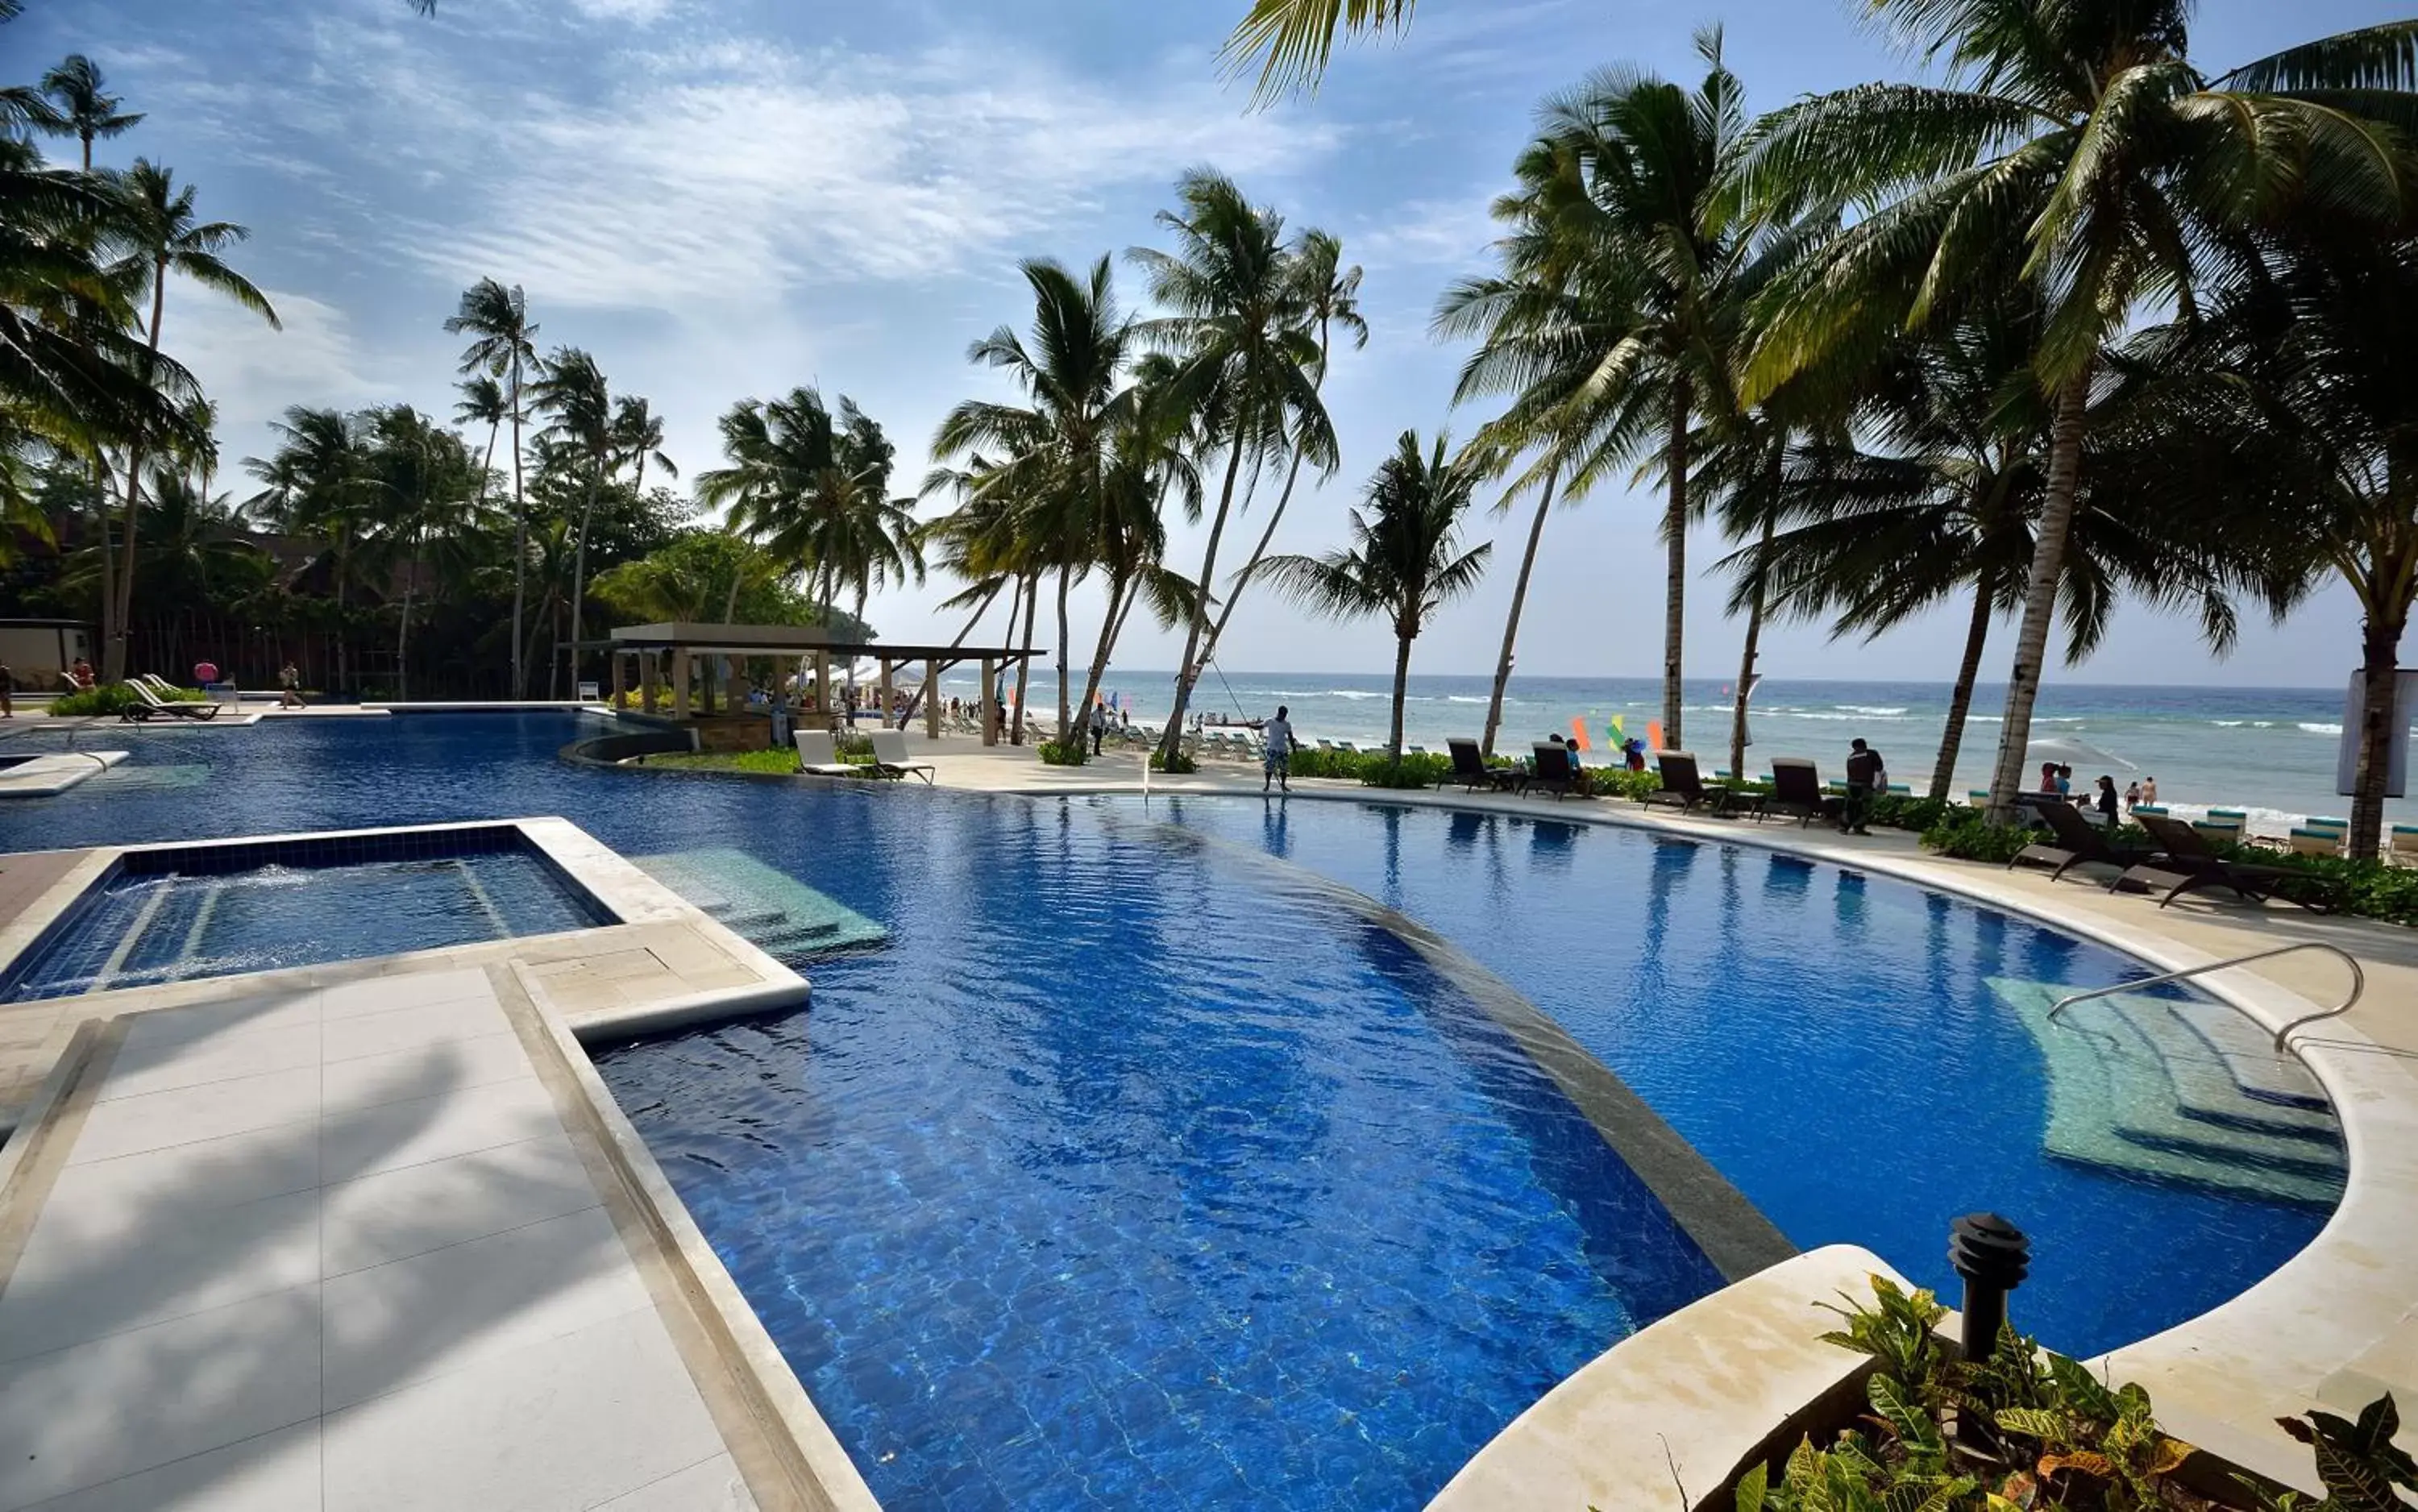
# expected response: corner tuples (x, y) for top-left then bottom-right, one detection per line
(1089, 701), (1107, 757)
(2125, 779), (2142, 812)
(2142, 775), (2158, 806)
(1261, 705), (1294, 794)
(2096, 775), (2121, 825)
(1842, 738), (1884, 834)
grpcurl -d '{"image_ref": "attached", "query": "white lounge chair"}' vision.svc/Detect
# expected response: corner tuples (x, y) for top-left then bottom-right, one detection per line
(793, 729), (866, 778)
(125, 679), (222, 721)
(868, 729), (937, 784)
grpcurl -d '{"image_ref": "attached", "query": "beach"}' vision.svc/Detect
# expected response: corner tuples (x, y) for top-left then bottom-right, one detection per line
(931, 670), (2398, 836)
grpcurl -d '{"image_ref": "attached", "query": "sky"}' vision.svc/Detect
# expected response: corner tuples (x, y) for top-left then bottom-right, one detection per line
(7, 0), (2406, 689)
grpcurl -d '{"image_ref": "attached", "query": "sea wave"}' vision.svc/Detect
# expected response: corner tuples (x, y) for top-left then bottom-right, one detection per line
(1327, 690), (1385, 700)
(1445, 696), (1489, 704)
(2300, 722), (2343, 735)
(2212, 720), (2245, 727)
(1836, 705), (1909, 716)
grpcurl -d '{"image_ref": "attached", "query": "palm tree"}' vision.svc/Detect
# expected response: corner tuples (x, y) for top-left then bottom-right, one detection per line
(2100, 223), (2418, 858)
(361, 405), (477, 702)
(530, 346), (613, 696)
(701, 387), (910, 625)
(245, 406), (372, 691)
(102, 160), (279, 680)
(1222, 0), (1415, 99)
(36, 56), (141, 173)
(1722, 301), (2240, 800)
(1131, 169), (1326, 762)
(1198, 228), (1358, 671)
(934, 255), (1145, 745)
(610, 395), (675, 497)
(1734, 5), (2418, 820)
(444, 278), (539, 695)
(1261, 430), (1492, 758)
(1436, 125), (1648, 758)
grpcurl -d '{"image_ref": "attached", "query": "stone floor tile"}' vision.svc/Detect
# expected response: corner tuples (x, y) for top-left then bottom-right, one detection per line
(69, 1067), (320, 1166)
(320, 1308), (725, 1512)
(317, 1073), (559, 1182)
(321, 1132), (596, 1277)
(319, 1206), (650, 1410)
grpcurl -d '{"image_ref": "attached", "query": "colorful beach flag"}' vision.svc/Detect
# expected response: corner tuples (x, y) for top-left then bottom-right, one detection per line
(1568, 717), (1591, 752)
(1647, 719), (1664, 753)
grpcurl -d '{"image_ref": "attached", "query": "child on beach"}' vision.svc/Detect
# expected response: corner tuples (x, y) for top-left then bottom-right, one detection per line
(2125, 779), (2142, 812)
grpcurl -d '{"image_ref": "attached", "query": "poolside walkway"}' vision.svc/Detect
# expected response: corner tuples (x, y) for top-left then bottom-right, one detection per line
(0, 962), (808, 1512)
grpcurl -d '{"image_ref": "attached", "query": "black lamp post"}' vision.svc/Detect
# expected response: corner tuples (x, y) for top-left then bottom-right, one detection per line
(1948, 1212), (2030, 1364)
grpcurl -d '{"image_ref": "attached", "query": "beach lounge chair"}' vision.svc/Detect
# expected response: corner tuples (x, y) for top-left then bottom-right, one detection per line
(868, 729), (937, 785)
(1641, 751), (1717, 813)
(2117, 812), (2341, 912)
(1523, 742), (1581, 800)
(2009, 800), (2158, 882)
(1440, 738), (1516, 794)
(2391, 825), (2418, 866)
(792, 729), (865, 778)
(123, 680), (222, 721)
(1763, 758), (1837, 828)
(2287, 828), (2345, 858)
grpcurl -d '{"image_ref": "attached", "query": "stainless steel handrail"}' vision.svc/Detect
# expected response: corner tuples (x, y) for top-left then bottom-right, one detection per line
(2044, 941), (2365, 1053)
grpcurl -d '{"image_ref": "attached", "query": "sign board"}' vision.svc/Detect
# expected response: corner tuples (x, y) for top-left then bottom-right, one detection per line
(576, 680), (601, 702)
(2336, 670), (2418, 797)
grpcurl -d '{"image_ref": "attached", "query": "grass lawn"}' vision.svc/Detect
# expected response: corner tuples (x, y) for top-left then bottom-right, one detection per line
(642, 748), (871, 774)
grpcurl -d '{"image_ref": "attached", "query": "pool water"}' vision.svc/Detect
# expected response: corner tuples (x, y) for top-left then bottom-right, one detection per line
(3, 843), (604, 1000)
(0, 713), (2341, 1509)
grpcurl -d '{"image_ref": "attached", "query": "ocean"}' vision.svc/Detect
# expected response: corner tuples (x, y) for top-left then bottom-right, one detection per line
(933, 668), (2395, 834)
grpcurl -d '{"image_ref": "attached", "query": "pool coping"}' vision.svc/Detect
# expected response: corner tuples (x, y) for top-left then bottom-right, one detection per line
(0, 751), (127, 797)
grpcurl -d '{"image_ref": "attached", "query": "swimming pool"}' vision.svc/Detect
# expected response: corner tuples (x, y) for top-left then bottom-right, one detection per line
(1, 825), (609, 1000)
(0, 713), (2338, 1507)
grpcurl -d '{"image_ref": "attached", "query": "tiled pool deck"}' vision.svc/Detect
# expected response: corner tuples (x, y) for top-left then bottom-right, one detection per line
(0, 817), (869, 1512)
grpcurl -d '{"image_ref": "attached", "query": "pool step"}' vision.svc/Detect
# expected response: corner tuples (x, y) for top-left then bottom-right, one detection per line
(631, 849), (887, 960)
(1991, 978), (2345, 1209)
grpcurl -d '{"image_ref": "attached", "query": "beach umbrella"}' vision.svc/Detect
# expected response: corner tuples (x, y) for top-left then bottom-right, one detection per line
(2025, 734), (2137, 772)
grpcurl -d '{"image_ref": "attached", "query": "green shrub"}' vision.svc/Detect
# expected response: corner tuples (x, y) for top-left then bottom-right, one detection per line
(52, 682), (206, 717)
(1150, 750), (1196, 775)
(1593, 767), (1664, 802)
(1920, 810), (2037, 864)
(1037, 741), (1088, 766)
(1866, 794), (1951, 832)
(1358, 753), (1452, 788)
(2221, 845), (2418, 925)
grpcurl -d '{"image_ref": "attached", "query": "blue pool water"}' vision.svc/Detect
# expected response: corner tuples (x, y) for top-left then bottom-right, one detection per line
(0, 713), (2338, 1508)
(2, 837), (603, 1001)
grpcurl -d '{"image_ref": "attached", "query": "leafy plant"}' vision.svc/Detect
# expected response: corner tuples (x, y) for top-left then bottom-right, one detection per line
(52, 681), (206, 716)
(1922, 812), (2037, 865)
(1038, 740), (1089, 766)
(1150, 750), (1197, 775)
(2250, 1396), (2418, 1511)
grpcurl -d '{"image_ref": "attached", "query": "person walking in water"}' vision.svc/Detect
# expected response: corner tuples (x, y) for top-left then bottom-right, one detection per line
(2141, 775), (2158, 806)
(1842, 737), (1885, 835)
(1261, 705), (1294, 794)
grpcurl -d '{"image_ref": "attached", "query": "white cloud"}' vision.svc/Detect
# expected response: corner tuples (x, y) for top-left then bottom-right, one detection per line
(168, 285), (393, 455)
(1350, 193), (1499, 271)
(565, 0), (678, 21)
(163, 18), (1343, 316)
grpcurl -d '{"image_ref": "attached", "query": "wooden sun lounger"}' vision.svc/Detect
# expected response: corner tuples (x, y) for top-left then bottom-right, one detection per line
(2117, 812), (2343, 912)
(2009, 799), (2158, 882)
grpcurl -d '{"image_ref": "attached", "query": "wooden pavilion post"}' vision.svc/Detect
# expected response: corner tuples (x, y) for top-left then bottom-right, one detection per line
(671, 646), (691, 719)
(877, 658), (894, 727)
(641, 651), (658, 715)
(979, 657), (997, 747)
(924, 658), (941, 739)
(609, 649), (625, 710)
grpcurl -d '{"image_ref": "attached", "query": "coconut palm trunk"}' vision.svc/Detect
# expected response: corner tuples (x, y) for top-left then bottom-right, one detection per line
(1386, 621), (1414, 761)
(1661, 384), (1691, 750)
(91, 464), (118, 679)
(1159, 441), (1248, 762)
(1055, 563), (1074, 744)
(1928, 584), (1996, 800)
(508, 361), (528, 698)
(102, 261), (169, 682)
(1012, 575), (1038, 744)
(568, 468), (599, 695)
(1483, 465), (1560, 759)
(1728, 511), (1776, 781)
(2350, 599), (2408, 861)
(1985, 368), (2090, 821)
(1074, 574), (1131, 746)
